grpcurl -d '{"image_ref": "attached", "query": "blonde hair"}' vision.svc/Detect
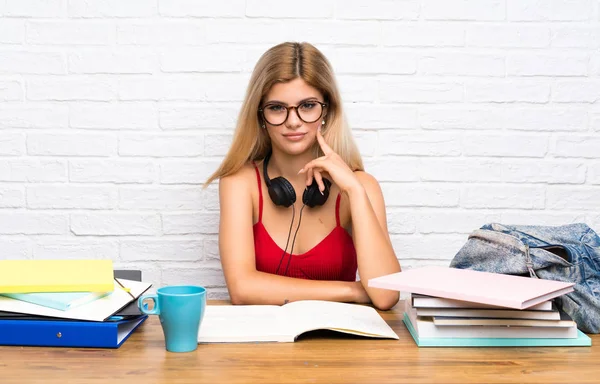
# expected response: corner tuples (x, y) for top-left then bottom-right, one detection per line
(204, 42), (363, 187)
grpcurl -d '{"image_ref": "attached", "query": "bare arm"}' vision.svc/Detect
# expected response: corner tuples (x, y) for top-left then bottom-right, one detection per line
(347, 172), (401, 310)
(218, 170), (365, 305)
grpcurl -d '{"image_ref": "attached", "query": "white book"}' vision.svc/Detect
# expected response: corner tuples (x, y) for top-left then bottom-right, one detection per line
(412, 294), (554, 311)
(405, 303), (577, 339)
(432, 317), (576, 328)
(197, 300), (399, 343)
(416, 307), (560, 320)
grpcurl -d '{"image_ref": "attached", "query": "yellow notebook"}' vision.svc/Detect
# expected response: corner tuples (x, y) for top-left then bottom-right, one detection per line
(0, 260), (114, 293)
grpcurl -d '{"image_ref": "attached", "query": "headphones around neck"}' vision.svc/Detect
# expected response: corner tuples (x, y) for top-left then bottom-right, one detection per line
(263, 151), (331, 208)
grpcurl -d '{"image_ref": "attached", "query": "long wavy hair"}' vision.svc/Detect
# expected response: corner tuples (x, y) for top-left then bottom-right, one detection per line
(204, 42), (363, 186)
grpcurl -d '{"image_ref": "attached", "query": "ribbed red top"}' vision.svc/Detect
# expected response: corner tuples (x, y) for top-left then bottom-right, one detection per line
(252, 164), (358, 281)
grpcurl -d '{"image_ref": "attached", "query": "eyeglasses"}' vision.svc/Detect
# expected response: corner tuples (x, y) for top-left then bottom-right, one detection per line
(259, 100), (327, 126)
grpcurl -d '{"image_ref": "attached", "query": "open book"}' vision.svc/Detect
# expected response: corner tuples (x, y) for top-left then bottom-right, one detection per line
(197, 300), (399, 343)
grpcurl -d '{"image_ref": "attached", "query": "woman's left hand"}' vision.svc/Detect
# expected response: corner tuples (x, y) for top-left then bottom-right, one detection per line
(299, 128), (363, 196)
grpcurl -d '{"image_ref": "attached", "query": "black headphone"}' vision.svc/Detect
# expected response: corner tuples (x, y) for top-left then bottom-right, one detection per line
(263, 151), (331, 208)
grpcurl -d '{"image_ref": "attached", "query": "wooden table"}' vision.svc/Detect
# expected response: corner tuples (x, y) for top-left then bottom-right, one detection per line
(1, 300), (598, 384)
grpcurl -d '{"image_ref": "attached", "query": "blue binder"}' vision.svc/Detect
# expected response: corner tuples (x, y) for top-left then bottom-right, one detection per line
(0, 315), (147, 348)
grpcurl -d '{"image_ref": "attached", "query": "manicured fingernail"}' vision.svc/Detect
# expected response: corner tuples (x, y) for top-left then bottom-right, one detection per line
(298, 169), (304, 174)
(320, 190), (324, 195)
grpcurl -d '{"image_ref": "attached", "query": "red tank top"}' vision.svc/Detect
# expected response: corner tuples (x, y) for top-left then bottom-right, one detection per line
(252, 164), (358, 281)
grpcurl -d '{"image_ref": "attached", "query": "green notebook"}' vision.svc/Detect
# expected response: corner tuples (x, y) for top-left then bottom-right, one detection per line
(403, 313), (592, 347)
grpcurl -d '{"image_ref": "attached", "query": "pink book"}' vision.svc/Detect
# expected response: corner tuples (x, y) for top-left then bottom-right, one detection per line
(368, 266), (574, 310)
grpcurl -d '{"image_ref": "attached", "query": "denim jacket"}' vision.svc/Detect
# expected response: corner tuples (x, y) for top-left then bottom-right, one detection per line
(450, 223), (600, 333)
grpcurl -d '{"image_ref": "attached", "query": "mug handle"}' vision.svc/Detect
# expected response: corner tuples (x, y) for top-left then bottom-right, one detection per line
(138, 294), (160, 315)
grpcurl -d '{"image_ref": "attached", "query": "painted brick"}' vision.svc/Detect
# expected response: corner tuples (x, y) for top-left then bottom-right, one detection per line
(68, 49), (156, 74)
(162, 267), (226, 288)
(336, 76), (378, 103)
(0, 104), (68, 128)
(552, 135), (600, 158)
(462, 134), (548, 158)
(68, 0), (158, 18)
(417, 211), (503, 234)
(119, 134), (203, 157)
(502, 160), (586, 184)
(546, 187), (600, 210)
(0, 238), (31, 259)
(551, 27), (600, 48)
(159, 159), (222, 184)
(423, 0), (505, 21)
(508, 54), (588, 77)
(335, 0), (419, 20)
(0, 186), (25, 208)
(421, 107), (587, 132)
(363, 157), (420, 182)
(121, 239), (203, 261)
(0, 212), (68, 235)
(419, 53), (505, 77)
(590, 163), (600, 184)
(379, 80), (463, 103)
(33, 238), (118, 260)
(386, 210), (418, 234)
(69, 160), (156, 184)
(27, 185), (117, 209)
(465, 80), (550, 103)
(4, 0), (64, 17)
(508, 0), (595, 21)
(346, 104), (418, 129)
(0, 80), (23, 101)
(553, 81), (600, 103)
(0, 159), (66, 182)
(467, 25), (550, 48)
(117, 21), (206, 45)
(70, 103), (158, 130)
(159, 0), (245, 17)
(419, 158), (502, 182)
(333, 49), (416, 75)
(0, 51), (65, 74)
(159, 104), (238, 130)
(382, 23), (465, 47)
(118, 187), (203, 210)
(381, 183), (460, 207)
(26, 76), (117, 101)
(502, 211), (586, 226)
(204, 134), (233, 156)
(162, 213), (220, 235)
(390, 234), (467, 259)
(27, 21), (116, 45)
(0, 20), (25, 44)
(246, 0), (333, 18)
(461, 185), (546, 209)
(28, 133), (117, 156)
(70, 213), (160, 235)
(379, 132), (461, 156)
(0, 133), (24, 156)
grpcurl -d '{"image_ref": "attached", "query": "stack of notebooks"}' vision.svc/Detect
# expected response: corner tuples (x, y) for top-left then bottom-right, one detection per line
(0, 260), (152, 348)
(369, 266), (592, 347)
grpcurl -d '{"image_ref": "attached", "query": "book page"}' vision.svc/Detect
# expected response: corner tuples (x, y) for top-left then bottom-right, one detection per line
(281, 301), (399, 340)
(197, 305), (293, 343)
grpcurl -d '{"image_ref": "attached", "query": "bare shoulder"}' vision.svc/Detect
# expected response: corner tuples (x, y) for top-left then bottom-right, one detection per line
(219, 162), (258, 194)
(353, 170), (383, 194)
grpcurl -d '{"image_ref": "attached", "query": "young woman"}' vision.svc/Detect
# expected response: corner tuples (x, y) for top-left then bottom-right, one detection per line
(205, 42), (401, 310)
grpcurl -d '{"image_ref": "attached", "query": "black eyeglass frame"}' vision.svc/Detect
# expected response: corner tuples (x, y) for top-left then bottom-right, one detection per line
(258, 101), (328, 126)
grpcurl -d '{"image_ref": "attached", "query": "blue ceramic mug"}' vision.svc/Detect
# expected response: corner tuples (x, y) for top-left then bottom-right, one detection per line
(138, 285), (206, 353)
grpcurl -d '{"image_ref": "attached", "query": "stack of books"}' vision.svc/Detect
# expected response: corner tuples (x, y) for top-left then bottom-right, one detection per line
(0, 260), (151, 348)
(369, 266), (592, 347)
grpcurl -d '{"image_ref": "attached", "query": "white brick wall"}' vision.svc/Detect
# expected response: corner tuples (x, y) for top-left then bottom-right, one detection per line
(1, 1), (600, 299)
